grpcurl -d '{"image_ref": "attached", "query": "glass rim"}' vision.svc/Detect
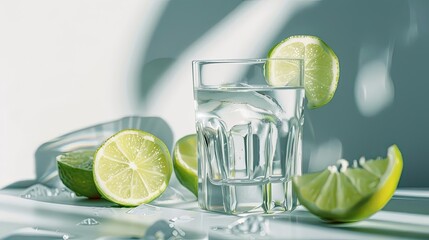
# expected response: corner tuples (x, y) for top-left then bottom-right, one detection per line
(192, 58), (305, 89)
(192, 58), (303, 65)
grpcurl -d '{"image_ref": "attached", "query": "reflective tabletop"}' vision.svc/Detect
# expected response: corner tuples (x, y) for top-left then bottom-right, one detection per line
(1, 187), (429, 239)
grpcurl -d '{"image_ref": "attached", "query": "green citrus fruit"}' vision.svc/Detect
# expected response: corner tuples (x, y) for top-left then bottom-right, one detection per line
(267, 35), (340, 109)
(173, 134), (198, 197)
(292, 145), (403, 222)
(57, 150), (101, 199)
(93, 129), (172, 206)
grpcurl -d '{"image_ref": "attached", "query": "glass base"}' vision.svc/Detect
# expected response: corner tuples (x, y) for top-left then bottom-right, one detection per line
(198, 179), (298, 216)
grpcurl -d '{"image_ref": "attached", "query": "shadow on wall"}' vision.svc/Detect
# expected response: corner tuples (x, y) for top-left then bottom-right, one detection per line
(136, 0), (242, 107)
(271, 0), (429, 187)
(136, 0), (429, 187)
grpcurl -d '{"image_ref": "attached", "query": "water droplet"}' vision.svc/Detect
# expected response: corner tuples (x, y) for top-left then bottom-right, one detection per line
(20, 184), (76, 200)
(77, 218), (99, 226)
(53, 188), (76, 198)
(20, 184), (53, 199)
(212, 216), (269, 237)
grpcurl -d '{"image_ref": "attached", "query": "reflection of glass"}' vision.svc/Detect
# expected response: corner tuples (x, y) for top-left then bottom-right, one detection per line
(193, 59), (304, 215)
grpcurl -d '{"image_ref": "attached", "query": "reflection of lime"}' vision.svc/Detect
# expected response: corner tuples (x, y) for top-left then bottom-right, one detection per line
(173, 134), (198, 196)
(57, 150), (101, 199)
(293, 145), (403, 222)
(267, 35), (340, 109)
(93, 129), (172, 206)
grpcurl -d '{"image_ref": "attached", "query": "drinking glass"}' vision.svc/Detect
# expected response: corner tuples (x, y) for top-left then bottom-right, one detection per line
(192, 59), (304, 215)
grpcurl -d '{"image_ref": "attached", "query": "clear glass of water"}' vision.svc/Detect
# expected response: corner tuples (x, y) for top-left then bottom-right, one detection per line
(192, 59), (305, 215)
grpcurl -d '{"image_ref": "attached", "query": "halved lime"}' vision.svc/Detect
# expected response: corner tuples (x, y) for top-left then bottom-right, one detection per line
(267, 35), (340, 109)
(293, 145), (403, 222)
(57, 150), (101, 199)
(93, 129), (172, 206)
(173, 134), (198, 197)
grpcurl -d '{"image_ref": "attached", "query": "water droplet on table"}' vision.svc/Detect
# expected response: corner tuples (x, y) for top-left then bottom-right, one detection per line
(20, 184), (53, 199)
(77, 218), (99, 226)
(20, 184), (75, 199)
(211, 216), (269, 237)
(53, 187), (76, 198)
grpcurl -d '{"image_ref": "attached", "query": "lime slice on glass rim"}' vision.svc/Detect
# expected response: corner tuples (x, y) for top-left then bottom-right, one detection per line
(57, 150), (101, 199)
(173, 134), (198, 197)
(292, 145), (403, 222)
(266, 35), (340, 109)
(93, 129), (172, 206)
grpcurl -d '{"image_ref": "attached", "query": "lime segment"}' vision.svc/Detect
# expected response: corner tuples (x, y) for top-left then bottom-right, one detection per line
(173, 134), (198, 197)
(267, 35), (340, 109)
(93, 129), (172, 206)
(292, 145), (403, 222)
(57, 150), (101, 199)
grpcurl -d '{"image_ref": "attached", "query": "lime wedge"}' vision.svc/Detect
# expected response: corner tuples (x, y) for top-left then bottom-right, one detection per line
(267, 35), (340, 109)
(57, 150), (101, 199)
(292, 145), (403, 222)
(93, 129), (172, 206)
(173, 134), (198, 196)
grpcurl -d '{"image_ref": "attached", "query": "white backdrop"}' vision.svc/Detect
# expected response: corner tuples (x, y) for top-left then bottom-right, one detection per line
(0, 1), (163, 187)
(0, 0), (310, 187)
(1, 0), (428, 188)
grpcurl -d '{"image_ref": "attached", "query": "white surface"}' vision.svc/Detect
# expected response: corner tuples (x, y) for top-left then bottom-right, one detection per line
(1, 189), (429, 239)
